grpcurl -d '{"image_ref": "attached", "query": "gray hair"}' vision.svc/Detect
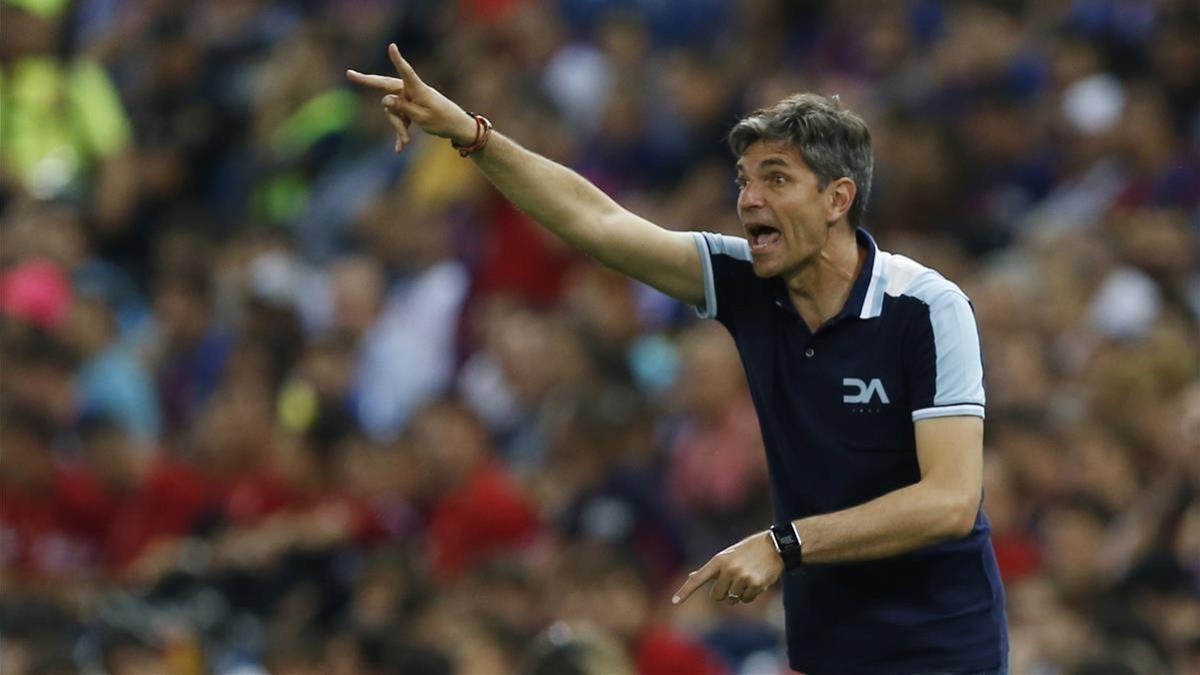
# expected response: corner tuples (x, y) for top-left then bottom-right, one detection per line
(728, 93), (874, 229)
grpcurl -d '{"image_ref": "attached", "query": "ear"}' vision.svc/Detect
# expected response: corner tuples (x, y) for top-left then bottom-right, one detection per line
(824, 177), (857, 225)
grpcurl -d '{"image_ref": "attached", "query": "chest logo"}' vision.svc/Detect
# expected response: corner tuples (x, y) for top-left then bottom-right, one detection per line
(843, 378), (890, 405)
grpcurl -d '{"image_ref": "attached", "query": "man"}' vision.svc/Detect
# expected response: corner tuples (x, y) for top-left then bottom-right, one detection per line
(348, 43), (1008, 674)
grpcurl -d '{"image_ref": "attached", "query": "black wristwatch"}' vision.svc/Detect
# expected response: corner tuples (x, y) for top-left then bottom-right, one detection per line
(769, 522), (804, 573)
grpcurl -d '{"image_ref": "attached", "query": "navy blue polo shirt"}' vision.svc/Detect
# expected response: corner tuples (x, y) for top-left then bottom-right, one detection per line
(691, 228), (1008, 674)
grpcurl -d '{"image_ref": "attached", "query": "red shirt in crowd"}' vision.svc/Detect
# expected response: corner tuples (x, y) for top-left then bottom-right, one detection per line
(991, 530), (1041, 583)
(426, 459), (540, 582)
(0, 469), (108, 582)
(100, 457), (210, 570)
(634, 624), (729, 675)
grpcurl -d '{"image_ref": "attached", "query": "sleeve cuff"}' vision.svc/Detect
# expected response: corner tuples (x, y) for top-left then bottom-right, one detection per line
(911, 403), (985, 421)
(691, 232), (718, 319)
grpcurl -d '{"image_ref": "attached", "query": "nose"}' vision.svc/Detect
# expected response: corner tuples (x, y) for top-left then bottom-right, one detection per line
(738, 181), (765, 214)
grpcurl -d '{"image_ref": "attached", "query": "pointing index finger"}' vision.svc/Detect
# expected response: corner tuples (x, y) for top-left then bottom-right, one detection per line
(388, 43), (422, 86)
(672, 561), (719, 605)
(346, 70), (405, 94)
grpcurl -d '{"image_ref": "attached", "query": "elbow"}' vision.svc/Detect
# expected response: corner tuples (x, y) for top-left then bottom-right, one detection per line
(927, 487), (978, 541)
(584, 209), (626, 254)
(941, 496), (979, 540)
(592, 205), (628, 233)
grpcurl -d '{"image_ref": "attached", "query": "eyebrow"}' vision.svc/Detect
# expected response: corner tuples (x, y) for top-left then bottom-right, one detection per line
(736, 156), (794, 174)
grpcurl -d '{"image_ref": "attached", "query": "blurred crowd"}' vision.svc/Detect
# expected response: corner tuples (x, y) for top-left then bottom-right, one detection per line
(0, 0), (1198, 673)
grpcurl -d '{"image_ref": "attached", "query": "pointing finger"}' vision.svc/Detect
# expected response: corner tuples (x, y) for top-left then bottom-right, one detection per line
(388, 43), (422, 86)
(672, 562), (718, 605)
(346, 70), (405, 94)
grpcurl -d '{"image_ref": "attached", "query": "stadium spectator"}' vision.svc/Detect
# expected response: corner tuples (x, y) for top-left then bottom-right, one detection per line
(552, 542), (728, 675)
(665, 322), (770, 557)
(408, 398), (540, 582)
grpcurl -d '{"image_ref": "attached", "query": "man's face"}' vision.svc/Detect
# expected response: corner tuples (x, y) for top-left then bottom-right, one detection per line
(735, 139), (835, 279)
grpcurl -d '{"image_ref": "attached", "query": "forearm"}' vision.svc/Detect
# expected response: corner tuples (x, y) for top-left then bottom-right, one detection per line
(470, 131), (624, 260)
(794, 481), (977, 564)
(467, 129), (703, 303)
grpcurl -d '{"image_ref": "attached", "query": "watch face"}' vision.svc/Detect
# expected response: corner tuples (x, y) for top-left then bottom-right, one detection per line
(773, 525), (803, 572)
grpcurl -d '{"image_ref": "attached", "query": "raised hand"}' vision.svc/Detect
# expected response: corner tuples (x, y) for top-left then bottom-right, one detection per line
(346, 43), (477, 152)
(672, 530), (784, 606)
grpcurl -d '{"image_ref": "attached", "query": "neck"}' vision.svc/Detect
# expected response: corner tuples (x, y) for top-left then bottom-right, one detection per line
(783, 223), (863, 332)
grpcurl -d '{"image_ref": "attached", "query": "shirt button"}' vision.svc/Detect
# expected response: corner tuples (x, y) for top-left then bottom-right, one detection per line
(805, 347), (815, 358)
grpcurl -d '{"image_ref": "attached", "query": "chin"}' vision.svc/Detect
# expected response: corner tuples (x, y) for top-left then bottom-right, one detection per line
(750, 256), (781, 278)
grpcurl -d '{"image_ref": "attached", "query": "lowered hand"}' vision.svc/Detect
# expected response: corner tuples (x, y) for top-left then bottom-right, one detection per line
(673, 530), (784, 606)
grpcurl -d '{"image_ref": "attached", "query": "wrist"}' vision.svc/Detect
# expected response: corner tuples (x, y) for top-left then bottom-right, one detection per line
(450, 111), (493, 157)
(450, 111), (478, 146)
(769, 522), (804, 574)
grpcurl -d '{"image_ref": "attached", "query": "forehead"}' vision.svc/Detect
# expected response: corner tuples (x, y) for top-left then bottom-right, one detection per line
(735, 139), (810, 174)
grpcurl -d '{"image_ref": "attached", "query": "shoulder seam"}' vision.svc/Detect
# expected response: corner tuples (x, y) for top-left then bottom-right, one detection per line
(887, 266), (969, 305)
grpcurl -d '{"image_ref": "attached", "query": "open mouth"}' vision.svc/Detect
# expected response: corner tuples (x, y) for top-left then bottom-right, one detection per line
(746, 223), (782, 251)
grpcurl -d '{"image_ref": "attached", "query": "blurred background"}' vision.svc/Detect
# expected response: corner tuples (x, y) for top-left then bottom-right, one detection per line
(0, 0), (1198, 673)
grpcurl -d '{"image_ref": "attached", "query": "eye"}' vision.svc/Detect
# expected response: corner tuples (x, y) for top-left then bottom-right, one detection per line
(734, 177), (747, 189)
(771, 174), (787, 186)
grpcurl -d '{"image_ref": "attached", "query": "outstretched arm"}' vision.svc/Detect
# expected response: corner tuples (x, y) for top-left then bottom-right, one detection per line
(348, 44), (704, 305)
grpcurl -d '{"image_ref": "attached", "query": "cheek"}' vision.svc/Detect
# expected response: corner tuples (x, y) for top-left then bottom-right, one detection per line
(783, 211), (824, 249)
(779, 193), (824, 236)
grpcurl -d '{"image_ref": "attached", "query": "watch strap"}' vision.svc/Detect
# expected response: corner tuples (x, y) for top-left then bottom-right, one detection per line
(770, 522), (804, 573)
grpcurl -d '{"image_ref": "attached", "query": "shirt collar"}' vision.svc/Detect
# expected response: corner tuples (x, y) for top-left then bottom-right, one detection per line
(855, 227), (887, 320)
(769, 227), (887, 328)
(826, 227), (885, 325)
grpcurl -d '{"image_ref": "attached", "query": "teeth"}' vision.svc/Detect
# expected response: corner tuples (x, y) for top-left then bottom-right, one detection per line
(751, 230), (781, 249)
